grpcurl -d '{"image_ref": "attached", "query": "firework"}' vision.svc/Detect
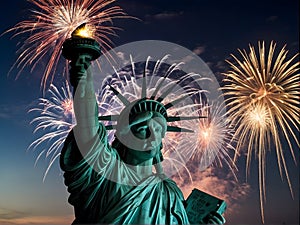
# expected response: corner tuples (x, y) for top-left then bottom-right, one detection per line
(28, 79), (118, 180)
(28, 80), (75, 181)
(221, 41), (300, 222)
(3, 0), (129, 90)
(184, 102), (236, 174)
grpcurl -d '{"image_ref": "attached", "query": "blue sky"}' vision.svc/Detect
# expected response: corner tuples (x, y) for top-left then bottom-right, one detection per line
(0, 0), (299, 224)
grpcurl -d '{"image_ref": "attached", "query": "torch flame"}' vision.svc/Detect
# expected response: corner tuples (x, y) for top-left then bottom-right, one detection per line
(71, 23), (95, 38)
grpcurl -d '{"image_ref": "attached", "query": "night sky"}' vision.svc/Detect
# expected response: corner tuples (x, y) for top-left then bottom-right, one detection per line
(0, 0), (299, 225)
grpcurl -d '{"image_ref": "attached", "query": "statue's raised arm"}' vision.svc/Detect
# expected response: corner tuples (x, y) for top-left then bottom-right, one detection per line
(71, 56), (100, 152)
(61, 27), (102, 152)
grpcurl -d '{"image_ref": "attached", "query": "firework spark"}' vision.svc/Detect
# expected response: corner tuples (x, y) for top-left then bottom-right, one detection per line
(172, 99), (237, 188)
(221, 41), (300, 222)
(28, 79), (118, 180)
(28, 80), (75, 181)
(3, 0), (129, 90)
(189, 102), (236, 173)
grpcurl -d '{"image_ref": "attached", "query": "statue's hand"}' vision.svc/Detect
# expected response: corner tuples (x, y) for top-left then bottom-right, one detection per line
(69, 55), (92, 87)
(70, 55), (93, 98)
(204, 211), (226, 224)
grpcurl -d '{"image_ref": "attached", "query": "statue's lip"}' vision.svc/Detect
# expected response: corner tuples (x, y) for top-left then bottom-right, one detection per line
(144, 145), (159, 152)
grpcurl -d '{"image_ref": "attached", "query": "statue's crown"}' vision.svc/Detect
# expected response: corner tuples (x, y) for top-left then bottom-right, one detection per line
(98, 73), (205, 133)
(129, 98), (167, 120)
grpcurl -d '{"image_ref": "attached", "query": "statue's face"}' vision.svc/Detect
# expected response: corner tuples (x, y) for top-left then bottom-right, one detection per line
(128, 117), (164, 162)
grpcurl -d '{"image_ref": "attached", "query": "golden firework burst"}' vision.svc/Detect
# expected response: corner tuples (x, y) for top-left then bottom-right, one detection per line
(221, 41), (299, 222)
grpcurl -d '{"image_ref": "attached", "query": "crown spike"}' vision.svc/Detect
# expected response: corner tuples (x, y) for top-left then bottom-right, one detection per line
(98, 115), (119, 121)
(167, 116), (206, 122)
(167, 126), (194, 133)
(105, 125), (117, 130)
(108, 85), (130, 106)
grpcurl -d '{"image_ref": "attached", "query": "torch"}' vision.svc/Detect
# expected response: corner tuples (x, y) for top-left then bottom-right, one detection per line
(62, 23), (101, 87)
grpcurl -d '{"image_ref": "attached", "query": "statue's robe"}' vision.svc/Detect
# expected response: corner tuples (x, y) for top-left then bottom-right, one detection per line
(60, 123), (190, 224)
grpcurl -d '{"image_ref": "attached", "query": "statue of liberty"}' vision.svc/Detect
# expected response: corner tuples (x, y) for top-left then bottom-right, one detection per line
(60, 27), (226, 224)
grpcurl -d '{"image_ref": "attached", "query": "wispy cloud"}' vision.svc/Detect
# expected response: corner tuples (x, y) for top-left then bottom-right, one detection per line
(174, 167), (251, 217)
(193, 45), (206, 56)
(0, 207), (73, 225)
(266, 16), (278, 22)
(145, 11), (183, 22)
(0, 208), (27, 220)
(0, 102), (33, 120)
(0, 112), (11, 119)
(153, 11), (183, 20)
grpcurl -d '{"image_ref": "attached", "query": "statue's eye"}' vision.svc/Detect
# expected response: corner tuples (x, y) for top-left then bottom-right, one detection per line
(137, 127), (146, 134)
(135, 126), (149, 138)
(155, 127), (162, 133)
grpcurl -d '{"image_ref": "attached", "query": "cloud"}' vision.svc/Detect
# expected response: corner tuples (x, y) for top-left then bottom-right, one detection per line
(145, 11), (184, 21)
(0, 102), (32, 120)
(0, 105), (14, 119)
(173, 167), (251, 218)
(266, 16), (278, 22)
(0, 208), (27, 220)
(0, 207), (73, 225)
(193, 46), (206, 56)
(214, 60), (227, 71)
(0, 112), (11, 119)
(154, 11), (183, 20)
